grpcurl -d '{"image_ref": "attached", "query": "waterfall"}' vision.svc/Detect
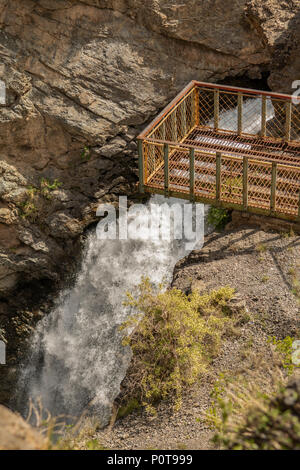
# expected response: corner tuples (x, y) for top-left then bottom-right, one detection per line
(18, 195), (205, 425)
(18, 97), (275, 425)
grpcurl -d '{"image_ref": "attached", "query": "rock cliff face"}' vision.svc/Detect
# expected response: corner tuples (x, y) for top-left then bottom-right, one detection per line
(0, 0), (300, 405)
(246, 0), (300, 92)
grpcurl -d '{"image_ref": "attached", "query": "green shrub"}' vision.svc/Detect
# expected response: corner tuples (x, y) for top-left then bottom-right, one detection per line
(117, 398), (140, 419)
(119, 278), (236, 414)
(204, 371), (278, 443)
(207, 207), (230, 231)
(19, 186), (38, 219)
(268, 336), (296, 375)
(40, 178), (62, 199)
(291, 276), (300, 302)
(217, 378), (300, 450)
(81, 145), (91, 161)
(204, 335), (299, 449)
(18, 179), (63, 219)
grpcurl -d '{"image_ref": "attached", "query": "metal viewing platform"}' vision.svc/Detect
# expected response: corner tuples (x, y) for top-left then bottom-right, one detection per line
(137, 81), (300, 221)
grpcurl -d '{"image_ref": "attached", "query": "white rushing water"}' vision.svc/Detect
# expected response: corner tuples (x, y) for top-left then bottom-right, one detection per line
(19, 195), (205, 425)
(208, 96), (275, 136)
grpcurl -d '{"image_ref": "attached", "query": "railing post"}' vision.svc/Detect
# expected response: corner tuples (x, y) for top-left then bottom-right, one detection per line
(270, 162), (277, 213)
(138, 139), (144, 193)
(216, 152), (222, 201)
(214, 89), (219, 130)
(285, 100), (292, 142)
(238, 92), (243, 135)
(243, 156), (248, 210)
(189, 148), (195, 202)
(261, 95), (267, 137)
(164, 143), (169, 197)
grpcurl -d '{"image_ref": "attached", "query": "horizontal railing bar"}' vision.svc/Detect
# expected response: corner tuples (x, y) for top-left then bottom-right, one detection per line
(201, 87), (297, 104)
(194, 80), (300, 102)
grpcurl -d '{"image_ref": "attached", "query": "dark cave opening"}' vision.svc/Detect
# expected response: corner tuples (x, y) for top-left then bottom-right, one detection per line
(219, 70), (271, 92)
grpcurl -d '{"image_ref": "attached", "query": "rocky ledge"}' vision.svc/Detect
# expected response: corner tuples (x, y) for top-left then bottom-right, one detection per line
(0, 404), (46, 450)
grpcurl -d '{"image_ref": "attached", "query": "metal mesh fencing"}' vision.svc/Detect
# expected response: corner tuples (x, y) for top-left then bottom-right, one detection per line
(247, 161), (272, 210)
(147, 88), (197, 143)
(276, 165), (300, 215)
(221, 156), (243, 204)
(194, 150), (217, 199)
(144, 141), (163, 187)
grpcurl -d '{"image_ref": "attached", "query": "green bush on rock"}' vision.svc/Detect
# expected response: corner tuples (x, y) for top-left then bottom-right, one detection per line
(118, 278), (239, 415)
(207, 207), (231, 231)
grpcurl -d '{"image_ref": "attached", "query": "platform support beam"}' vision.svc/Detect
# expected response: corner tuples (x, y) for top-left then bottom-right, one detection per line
(214, 89), (219, 130)
(285, 101), (292, 142)
(164, 143), (169, 197)
(138, 139), (144, 193)
(243, 156), (248, 210)
(270, 162), (277, 213)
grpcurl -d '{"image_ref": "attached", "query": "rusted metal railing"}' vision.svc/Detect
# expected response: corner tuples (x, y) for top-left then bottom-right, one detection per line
(137, 81), (300, 222)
